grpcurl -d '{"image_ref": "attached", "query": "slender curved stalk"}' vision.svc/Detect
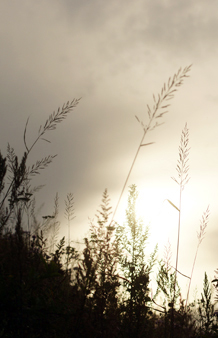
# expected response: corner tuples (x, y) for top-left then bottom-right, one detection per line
(186, 206), (210, 308)
(110, 66), (192, 225)
(174, 187), (182, 294)
(110, 129), (147, 224)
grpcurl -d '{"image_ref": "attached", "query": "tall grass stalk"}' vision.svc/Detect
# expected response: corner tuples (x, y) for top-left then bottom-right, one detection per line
(64, 192), (75, 247)
(110, 65), (192, 225)
(186, 206), (210, 308)
(170, 123), (190, 338)
(171, 123), (190, 284)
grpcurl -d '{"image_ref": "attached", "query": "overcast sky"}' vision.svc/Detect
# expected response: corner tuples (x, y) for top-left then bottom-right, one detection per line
(1, 0), (218, 301)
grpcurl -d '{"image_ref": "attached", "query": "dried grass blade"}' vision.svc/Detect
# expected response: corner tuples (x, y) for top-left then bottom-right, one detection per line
(140, 142), (155, 147)
(24, 116), (30, 152)
(166, 199), (180, 212)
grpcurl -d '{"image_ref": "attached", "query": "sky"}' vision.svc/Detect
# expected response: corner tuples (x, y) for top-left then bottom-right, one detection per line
(1, 0), (218, 302)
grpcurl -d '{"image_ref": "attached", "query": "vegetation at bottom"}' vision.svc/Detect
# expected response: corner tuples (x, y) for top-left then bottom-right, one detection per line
(1, 66), (218, 337)
(0, 182), (217, 338)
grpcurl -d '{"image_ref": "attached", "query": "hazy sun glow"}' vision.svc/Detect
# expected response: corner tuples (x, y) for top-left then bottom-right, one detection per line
(115, 184), (194, 261)
(115, 184), (197, 298)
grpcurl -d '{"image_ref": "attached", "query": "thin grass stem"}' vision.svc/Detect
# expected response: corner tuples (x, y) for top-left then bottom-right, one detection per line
(185, 205), (210, 309)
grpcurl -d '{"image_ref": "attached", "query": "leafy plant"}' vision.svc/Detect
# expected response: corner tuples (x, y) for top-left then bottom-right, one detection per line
(74, 189), (120, 337)
(198, 272), (216, 336)
(0, 99), (80, 337)
(116, 184), (157, 337)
